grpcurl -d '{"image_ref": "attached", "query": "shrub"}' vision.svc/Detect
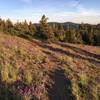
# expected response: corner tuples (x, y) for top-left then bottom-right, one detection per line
(79, 73), (88, 85)
(24, 70), (33, 85)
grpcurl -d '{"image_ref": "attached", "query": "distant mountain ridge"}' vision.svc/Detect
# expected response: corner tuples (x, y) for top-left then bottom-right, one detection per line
(34, 22), (80, 29)
(48, 22), (80, 29)
(34, 21), (100, 29)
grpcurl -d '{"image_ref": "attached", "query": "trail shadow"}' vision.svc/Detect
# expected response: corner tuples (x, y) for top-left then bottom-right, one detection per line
(33, 40), (100, 65)
(0, 82), (24, 100)
(47, 68), (75, 100)
(56, 42), (100, 60)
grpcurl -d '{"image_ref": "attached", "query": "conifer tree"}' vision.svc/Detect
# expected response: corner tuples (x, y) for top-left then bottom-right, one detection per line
(29, 21), (36, 36)
(5, 19), (13, 33)
(22, 20), (29, 34)
(58, 24), (66, 41)
(0, 19), (5, 32)
(37, 15), (54, 40)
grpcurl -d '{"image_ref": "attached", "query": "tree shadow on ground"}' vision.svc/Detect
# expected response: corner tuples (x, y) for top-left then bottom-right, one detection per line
(0, 82), (24, 100)
(33, 40), (100, 65)
(47, 68), (75, 100)
(56, 42), (100, 60)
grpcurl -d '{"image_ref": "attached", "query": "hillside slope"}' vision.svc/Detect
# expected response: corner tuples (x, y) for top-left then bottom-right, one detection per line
(0, 33), (100, 100)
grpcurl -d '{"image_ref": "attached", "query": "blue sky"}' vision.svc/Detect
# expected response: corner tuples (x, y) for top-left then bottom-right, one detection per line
(0, 0), (100, 24)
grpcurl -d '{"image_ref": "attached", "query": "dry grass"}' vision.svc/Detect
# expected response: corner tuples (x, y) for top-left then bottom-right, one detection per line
(0, 33), (100, 100)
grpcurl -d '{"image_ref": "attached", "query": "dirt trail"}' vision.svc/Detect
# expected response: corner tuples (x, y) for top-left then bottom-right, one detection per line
(47, 68), (75, 100)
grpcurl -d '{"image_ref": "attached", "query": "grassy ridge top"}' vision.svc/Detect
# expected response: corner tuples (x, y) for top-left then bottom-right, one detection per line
(0, 33), (100, 100)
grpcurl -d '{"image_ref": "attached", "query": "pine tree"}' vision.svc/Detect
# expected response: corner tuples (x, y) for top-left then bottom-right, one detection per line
(37, 15), (54, 40)
(29, 21), (36, 36)
(5, 19), (13, 33)
(0, 19), (5, 32)
(58, 24), (66, 42)
(22, 20), (29, 34)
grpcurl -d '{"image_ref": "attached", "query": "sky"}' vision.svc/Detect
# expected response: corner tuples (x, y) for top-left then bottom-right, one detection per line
(0, 0), (100, 24)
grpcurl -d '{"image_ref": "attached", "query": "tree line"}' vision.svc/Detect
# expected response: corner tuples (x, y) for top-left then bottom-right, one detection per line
(0, 15), (100, 46)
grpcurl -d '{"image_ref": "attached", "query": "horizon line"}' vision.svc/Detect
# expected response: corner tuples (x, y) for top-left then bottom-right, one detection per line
(0, 17), (100, 25)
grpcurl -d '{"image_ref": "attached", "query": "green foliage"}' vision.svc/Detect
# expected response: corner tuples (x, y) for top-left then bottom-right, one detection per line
(79, 73), (88, 85)
(0, 16), (100, 45)
(35, 15), (54, 41)
(0, 65), (18, 83)
(58, 24), (66, 41)
(24, 70), (33, 85)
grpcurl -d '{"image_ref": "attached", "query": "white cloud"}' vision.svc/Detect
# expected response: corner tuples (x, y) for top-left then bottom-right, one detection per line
(10, 8), (100, 24)
(47, 8), (100, 24)
(5, 0), (100, 24)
